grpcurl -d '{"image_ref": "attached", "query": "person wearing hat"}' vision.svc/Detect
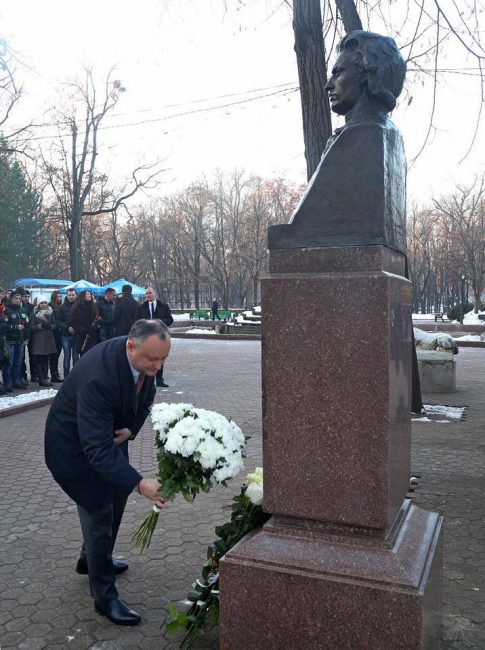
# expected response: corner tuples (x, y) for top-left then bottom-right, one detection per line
(2, 290), (30, 391)
(30, 294), (58, 387)
(112, 284), (138, 337)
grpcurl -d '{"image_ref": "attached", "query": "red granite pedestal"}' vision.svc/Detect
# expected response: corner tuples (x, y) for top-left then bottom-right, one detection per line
(220, 246), (442, 649)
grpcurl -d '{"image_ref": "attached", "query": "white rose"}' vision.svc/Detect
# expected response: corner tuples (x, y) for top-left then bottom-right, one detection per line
(245, 482), (263, 505)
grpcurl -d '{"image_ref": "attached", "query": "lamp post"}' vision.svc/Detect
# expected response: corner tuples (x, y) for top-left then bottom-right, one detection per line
(460, 272), (467, 324)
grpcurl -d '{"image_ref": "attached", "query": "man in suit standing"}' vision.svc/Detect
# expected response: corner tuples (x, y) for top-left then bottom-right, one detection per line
(45, 319), (170, 625)
(112, 284), (138, 337)
(137, 287), (173, 388)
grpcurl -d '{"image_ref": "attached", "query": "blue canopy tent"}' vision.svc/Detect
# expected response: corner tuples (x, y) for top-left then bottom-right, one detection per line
(13, 277), (71, 288)
(100, 278), (146, 298)
(12, 278), (72, 303)
(59, 279), (105, 296)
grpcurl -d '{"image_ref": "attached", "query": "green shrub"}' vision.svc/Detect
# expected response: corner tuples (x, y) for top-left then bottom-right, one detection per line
(446, 302), (484, 321)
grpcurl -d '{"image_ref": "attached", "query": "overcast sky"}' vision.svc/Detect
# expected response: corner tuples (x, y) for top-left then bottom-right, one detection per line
(1, 0), (484, 204)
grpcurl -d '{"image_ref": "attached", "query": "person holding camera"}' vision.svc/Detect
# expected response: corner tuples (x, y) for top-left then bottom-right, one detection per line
(30, 294), (58, 387)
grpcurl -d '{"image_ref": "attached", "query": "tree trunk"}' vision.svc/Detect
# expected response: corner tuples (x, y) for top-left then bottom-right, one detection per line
(293, 0), (333, 180)
(69, 216), (83, 280)
(335, 0), (363, 32)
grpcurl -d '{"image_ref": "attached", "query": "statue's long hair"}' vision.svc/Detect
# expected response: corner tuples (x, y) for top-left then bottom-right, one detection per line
(338, 31), (406, 112)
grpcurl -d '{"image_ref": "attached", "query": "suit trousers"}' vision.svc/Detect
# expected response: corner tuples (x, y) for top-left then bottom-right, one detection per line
(77, 489), (128, 605)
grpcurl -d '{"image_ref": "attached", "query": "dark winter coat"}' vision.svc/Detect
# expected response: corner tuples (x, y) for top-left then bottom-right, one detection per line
(136, 299), (174, 327)
(56, 299), (76, 335)
(113, 294), (139, 337)
(4, 302), (30, 345)
(69, 301), (100, 354)
(30, 307), (58, 356)
(44, 336), (156, 511)
(97, 297), (116, 341)
(0, 305), (9, 370)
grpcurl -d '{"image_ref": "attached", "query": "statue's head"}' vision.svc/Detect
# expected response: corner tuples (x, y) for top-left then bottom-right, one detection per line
(325, 30), (406, 117)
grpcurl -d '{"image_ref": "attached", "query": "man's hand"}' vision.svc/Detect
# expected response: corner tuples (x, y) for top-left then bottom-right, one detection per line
(138, 478), (168, 510)
(68, 326), (75, 334)
(113, 428), (132, 445)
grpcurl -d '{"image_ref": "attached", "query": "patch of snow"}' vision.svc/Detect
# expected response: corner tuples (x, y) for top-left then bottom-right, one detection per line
(412, 313), (436, 320)
(172, 313), (191, 321)
(463, 310), (485, 324)
(424, 404), (465, 420)
(413, 416), (432, 421)
(453, 334), (482, 341)
(184, 328), (216, 335)
(254, 306), (261, 313)
(0, 389), (57, 411)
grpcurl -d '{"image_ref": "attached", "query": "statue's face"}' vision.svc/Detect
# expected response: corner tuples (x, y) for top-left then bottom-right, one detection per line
(325, 50), (364, 116)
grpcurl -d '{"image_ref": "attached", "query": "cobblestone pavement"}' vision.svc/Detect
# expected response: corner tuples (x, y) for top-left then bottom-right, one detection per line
(0, 339), (483, 649)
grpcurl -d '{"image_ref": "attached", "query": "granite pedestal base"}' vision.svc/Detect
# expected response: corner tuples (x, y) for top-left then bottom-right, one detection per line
(220, 501), (443, 650)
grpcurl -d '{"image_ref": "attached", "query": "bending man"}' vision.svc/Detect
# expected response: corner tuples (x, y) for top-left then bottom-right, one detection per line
(44, 319), (170, 625)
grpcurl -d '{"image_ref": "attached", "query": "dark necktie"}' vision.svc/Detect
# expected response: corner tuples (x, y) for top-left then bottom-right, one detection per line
(136, 373), (145, 395)
(150, 302), (154, 318)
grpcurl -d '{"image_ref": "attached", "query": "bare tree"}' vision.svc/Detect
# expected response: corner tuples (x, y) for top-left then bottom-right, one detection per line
(41, 69), (162, 280)
(434, 177), (485, 313)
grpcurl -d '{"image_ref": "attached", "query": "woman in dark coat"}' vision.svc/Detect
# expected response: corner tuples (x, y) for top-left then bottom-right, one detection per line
(49, 290), (63, 382)
(30, 295), (58, 387)
(69, 290), (100, 356)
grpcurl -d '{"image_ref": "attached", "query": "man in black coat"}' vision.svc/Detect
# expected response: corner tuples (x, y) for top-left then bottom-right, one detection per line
(45, 320), (170, 625)
(137, 286), (173, 387)
(112, 284), (139, 337)
(98, 287), (117, 341)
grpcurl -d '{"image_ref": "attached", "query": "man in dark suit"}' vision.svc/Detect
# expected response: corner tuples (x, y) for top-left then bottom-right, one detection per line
(112, 284), (139, 337)
(45, 319), (170, 625)
(137, 287), (173, 387)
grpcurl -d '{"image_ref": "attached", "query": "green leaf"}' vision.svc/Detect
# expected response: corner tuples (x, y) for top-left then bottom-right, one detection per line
(167, 602), (179, 621)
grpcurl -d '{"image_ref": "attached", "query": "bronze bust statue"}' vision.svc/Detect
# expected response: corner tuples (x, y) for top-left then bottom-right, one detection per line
(268, 31), (407, 255)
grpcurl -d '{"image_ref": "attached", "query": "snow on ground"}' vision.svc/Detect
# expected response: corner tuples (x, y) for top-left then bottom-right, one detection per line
(453, 334), (482, 341)
(0, 389), (58, 411)
(184, 328), (216, 335)
(172, 313), (191, 321)
(413, 404), (465, 422)
(412, 313), (436, 320)
(463, 310), (485, 324)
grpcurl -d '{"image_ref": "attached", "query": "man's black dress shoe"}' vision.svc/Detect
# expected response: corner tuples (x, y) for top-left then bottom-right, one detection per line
(75, 559), (129, 575)
(156, 381), (169, 387)
(94, 597), (141, 626)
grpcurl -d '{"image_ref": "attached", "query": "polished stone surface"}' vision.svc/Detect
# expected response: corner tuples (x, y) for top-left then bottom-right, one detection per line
(221, 501), (442, 649)
(261, 250), (412, 531)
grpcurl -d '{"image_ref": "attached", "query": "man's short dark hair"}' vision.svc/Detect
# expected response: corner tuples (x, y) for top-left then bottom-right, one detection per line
(105, 287), (115, 295)
(122, 284), (132, 294)
(128, 319), (170, 346)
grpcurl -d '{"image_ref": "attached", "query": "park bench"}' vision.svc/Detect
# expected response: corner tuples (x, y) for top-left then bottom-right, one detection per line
(434, 313), (446, 322)
(217, 310), (233, 320)
(190, 310), (210, 320)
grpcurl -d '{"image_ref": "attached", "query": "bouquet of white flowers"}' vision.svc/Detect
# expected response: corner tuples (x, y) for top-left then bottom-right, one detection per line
(132, 402), (246, 551)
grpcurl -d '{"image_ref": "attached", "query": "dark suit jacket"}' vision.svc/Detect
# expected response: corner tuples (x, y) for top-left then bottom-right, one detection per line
(113, 294), (139, 337)
(44, 336), (156, 511)
(137, 300), (173, 327)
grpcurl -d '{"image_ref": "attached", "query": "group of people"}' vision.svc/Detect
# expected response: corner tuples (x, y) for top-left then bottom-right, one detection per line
(0, 283), (173, 395)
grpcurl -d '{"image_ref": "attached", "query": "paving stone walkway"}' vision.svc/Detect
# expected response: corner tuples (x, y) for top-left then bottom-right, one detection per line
(0, 339), (483, 649)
